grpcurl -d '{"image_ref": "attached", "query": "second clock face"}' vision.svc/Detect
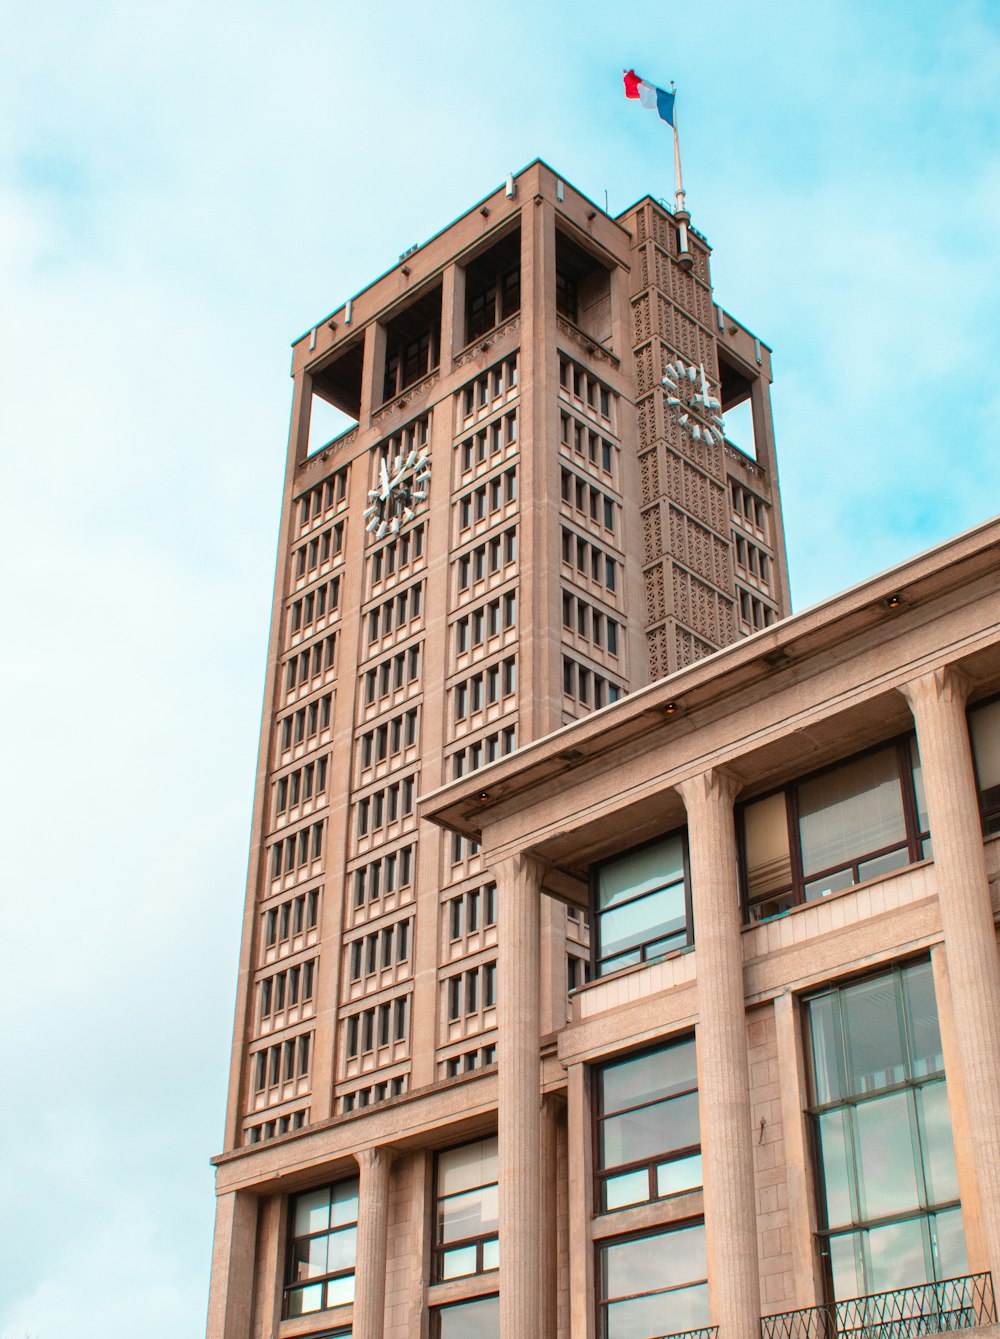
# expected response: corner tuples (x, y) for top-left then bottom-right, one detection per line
(364, 447), (431, 538)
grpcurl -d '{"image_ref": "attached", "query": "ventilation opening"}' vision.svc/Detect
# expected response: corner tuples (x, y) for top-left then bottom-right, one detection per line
(308, 338), (363, 456)
(555, 230), (613, 347)
(463, 226), (521, 346)
(719, 353), (757, 461)
(382, 283), (442, 405)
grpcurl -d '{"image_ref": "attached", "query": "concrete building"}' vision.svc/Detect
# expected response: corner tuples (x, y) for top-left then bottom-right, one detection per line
(207, 161), (1000, 1339)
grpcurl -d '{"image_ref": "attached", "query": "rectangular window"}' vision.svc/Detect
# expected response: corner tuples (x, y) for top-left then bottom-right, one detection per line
(595, 1036), (701, 1213)
(969, 697), (1000, 835)
(593, 832), (690, 977)
(805, 960), (965, 1302)
(598, 1222), (708, 1339)
(739, 736), (929, 921)
(284, 1178), (359, 1317)
(433, 1296), (499, 1339)
(434, 1136), (499, 1281)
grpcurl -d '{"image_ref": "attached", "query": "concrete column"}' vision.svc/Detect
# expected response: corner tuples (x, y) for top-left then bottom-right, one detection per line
(566, 1062), (596, 1339)
(494, 850), (544, 1339)
(901, 666), (1000, 1278)
(352, 1146), (394, 1339)
(677, 769), (760, 1339)
(205, 1190), (258, 1339)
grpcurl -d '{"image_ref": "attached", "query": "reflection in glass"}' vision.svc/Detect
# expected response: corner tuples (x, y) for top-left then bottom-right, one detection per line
(842, 975), (905, 1094)
(853, 1093), (919, 1218)
(798, 747), (906, 877)
(601, 1225), (708, 1339)
(805, 962), (966, 1303)
(816, 1110), (853, 1228)
(595, 833), (689, 974)
(436, 1294), (500, 1338)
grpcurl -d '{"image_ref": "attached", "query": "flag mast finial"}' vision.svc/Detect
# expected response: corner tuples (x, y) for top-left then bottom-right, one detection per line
(669, 82), (693, 269)
(623, 70), (693, 269)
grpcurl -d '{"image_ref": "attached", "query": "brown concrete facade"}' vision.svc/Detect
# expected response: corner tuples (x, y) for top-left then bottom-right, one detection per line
(208, 159), (826, 1339)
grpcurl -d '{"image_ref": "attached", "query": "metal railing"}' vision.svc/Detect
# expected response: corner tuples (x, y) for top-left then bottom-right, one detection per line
(652, 1328), (719, 1339)
(760, 1274), (997, 1339)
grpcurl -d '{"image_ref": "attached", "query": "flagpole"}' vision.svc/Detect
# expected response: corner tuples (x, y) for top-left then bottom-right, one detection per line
(670, 82), (693, 267)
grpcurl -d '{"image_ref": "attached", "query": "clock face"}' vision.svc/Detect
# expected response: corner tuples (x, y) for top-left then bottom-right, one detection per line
(364, 447), (431, 539)
(661, 358), (726, 448)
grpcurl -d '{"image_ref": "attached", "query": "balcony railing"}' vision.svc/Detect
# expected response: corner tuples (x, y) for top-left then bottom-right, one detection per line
(760, 1274), (996, 1339)
(652, 1329), (719, 1339)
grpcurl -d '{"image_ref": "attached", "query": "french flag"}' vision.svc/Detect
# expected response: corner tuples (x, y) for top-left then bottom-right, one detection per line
(623, 70), (675, 126)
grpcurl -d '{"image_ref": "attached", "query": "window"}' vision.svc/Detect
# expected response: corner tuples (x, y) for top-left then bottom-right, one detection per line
(740, 736), (930, 922)
(598, 1222), (708, 1338)
(434, 1136), (499, 1281)
(592, 832), (690, 977)
(595, 1036), (700, 1212)
(805, 960), (965, 1302)
(433, 1295), (499, 1339)
(969, 696), (1000, 835)
(284, 1179), (359, 1317)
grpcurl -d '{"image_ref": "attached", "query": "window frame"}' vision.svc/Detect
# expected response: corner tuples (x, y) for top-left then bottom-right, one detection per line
(432, 1136), (500, 1284)
(737, 733), (930, 924)
(595, 1219), (709, 1339)
(283, 1178), (360, 1319)
(589, 828), (692, 979)
(968, 692), (1000, 835)
(802, 959), (965, 1304)
(592, 1034), (701, 1215)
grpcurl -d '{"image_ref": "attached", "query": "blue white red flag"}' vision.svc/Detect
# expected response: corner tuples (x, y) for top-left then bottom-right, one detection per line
(623, 70), (675, 126)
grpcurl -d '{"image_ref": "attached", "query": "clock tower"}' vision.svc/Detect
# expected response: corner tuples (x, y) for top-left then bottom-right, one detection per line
(208, 159), (791, 1339)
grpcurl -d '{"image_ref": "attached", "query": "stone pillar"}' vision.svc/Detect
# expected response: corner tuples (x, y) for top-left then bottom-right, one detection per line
(205, 1190), (258, 1339)
(352, 1146), (394, 1339)
(901, 666), (1000, 1278)
(494, 850), (544, 1339)
(677, 770), (760, 1339)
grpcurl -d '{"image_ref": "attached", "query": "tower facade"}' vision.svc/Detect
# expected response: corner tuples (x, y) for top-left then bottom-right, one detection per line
(208, 160), (791, 1339)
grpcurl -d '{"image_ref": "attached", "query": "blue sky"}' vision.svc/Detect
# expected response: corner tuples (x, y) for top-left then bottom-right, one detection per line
(1, 1), (998, 1335)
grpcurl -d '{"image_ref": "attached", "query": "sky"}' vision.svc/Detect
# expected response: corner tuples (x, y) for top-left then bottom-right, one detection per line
(1, 1), (998, 1335)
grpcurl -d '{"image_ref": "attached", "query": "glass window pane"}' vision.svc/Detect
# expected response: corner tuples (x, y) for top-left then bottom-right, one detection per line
(605, 1283), (709, 1338)
(286, 1282), (324, 1316)
(807, 993), (844, 1105)
(970, 699), (1000, 792)
(656, 1152), (703, 1198)
(481, 1236), (500, 1271)
(864, 1216), (929, 1293)
(292, 1236), (329, 1281)
(598, 883), (686, 961)
(798, 747), (906, 877)
(828, 1232), (863, 1303)
(599, 1041), (697, 1114)
(441, 1244), (478, 1279)
(743, 792), (792, 899)
(439, 1184), (499, 1242)
(842, 974), (906, 1094)
(916, 1082), (960, 1203)
(325, 1272), (355, 1306)
(437, 1295), (500, 1339)
(438, 1137), (498, 1196)
(803, 869), (856, 902)
(909, 736), (929, 831)
(816, 1110), (853, 1228)
(932, 1206), (968, 1279)
(294, 1187), (331, 1236)
(326, 1225), (357, 1273)
(329, 1178), (359, 1226)
(902, 960), (944, 1077)
(603, 1169), (650, 1211)
(601, 1092), (699, 1169)
(853, 1092), (920, 1219)
(597, 834), (685, 911)
(603, 1223), (706, 1298)
(856, 848), (909, 883)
